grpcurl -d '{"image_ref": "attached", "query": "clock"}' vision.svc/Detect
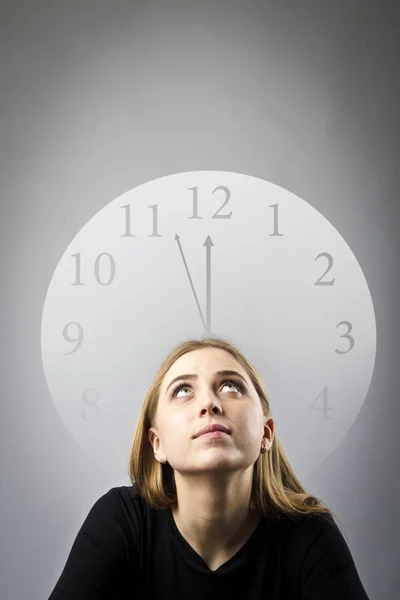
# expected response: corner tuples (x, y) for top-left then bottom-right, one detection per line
(41, 170), (376, 480)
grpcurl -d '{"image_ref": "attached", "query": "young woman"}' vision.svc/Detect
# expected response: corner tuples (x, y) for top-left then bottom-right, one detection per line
(48, 337), (370, 599)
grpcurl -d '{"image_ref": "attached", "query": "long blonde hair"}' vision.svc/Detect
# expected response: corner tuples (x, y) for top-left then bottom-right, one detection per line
(128, 337), (338, 525)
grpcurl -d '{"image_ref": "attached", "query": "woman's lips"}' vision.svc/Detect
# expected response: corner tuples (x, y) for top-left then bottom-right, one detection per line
(195, 431), (229, 439)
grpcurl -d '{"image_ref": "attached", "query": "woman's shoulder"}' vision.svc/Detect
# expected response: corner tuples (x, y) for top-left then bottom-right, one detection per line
(270, 510), (355, 566)
(275, 511), (368, 597)
(103, 482), (147, 517)
(109, 482), (142, 501)
(82, 483), (146, 539)
(269, 510), (341, 548)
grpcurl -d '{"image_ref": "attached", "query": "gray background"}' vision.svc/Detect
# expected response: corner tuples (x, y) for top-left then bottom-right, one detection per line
(0, 1), (398, 599)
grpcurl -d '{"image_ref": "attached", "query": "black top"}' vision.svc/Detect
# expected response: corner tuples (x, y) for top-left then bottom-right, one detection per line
(48, 484), (370, 599)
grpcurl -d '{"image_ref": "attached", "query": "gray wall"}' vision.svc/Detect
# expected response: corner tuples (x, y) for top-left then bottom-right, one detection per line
(0, 1), (398, 599)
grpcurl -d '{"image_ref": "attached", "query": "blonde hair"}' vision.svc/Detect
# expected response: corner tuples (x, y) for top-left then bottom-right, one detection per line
(128, 337), (339, 525)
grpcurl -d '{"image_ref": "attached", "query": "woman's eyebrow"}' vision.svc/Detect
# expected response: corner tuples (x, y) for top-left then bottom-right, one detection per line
(165, 370), (247, 394)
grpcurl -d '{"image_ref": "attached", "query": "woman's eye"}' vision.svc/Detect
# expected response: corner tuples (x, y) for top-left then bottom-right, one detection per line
(174, 386), (189, 397)
(222, 382), (240, 393)
(172, 381), (241, 398)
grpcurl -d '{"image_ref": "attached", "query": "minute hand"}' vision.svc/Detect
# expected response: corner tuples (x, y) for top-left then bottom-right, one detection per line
(175, 234), (214, 335)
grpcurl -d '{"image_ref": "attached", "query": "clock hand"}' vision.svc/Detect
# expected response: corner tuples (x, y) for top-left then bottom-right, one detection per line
(175, 234), (206, 330)
(204, 235), (214, 334)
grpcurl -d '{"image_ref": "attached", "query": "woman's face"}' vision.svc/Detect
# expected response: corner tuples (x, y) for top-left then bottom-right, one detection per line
(148, 348), (272, 474)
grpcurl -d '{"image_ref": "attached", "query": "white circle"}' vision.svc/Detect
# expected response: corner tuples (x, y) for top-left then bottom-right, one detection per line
(41, 170), (376, 477)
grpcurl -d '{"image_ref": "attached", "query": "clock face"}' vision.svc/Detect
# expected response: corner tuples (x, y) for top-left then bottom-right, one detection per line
(41, 170), (376, 478)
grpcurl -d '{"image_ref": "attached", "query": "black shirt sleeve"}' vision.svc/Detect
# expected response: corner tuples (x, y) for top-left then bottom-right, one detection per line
(300, 515), (370, 600)
(47, 488), (137, 600)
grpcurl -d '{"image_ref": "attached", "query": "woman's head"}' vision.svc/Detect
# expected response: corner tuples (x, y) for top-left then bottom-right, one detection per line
(147, 344), (274, 507)
(129, 337), (336, 523)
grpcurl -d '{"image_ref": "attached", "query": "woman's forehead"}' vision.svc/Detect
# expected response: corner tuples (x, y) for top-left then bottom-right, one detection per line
(167, 349), (242, 376)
